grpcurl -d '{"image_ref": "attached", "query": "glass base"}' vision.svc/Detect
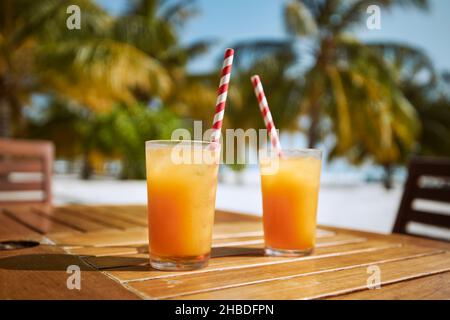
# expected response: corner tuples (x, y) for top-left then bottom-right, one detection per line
(265, 247), (313, 257)
(150, 253), (210, 271)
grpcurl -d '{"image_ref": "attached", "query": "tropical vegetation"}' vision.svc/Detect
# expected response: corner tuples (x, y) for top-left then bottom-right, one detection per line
(1, 0), (449, 185)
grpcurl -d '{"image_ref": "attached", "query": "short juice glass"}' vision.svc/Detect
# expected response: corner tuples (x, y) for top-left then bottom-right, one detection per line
(145, 140), (220, 270)
(260, 148), (322, 256)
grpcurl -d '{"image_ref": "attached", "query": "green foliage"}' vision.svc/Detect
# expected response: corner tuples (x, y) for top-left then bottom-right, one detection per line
(219, 0), (443, 187)
(283, 0), (428, 166)
(26, 100), (183, 179)
(3, 0), (449, 185)
(0, 0), (208, 134)
(1, 0), (212, 179)
(215, 41), (300, 173)
(372, 41), (450, 158)
(111, 104), (183, 179)
(25, 99), (86, 158)
(401, 76), (450, 157)
(0, 0), (172, 124)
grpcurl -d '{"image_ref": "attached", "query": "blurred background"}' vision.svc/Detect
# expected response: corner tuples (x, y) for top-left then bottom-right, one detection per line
(1, 0), (449, 234)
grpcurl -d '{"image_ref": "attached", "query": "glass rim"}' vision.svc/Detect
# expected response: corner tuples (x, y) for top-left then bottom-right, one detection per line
(145, 139), (219, 148)
(260, 147), (322, 158)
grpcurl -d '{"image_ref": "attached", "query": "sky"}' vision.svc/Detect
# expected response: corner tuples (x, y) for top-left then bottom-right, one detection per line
(99, 0), (450, 74)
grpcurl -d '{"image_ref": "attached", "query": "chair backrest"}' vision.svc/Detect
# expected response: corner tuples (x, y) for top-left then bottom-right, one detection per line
(393, 157), (450, 240)
(0, 138), (54, 205)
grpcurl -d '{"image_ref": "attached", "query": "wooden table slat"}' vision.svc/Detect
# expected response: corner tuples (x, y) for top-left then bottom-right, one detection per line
(81, 232), (370, 271)
(49, 228), (148, 247)
(1, 204), (449, 300)
(0, 244), (139, 299)
(125, 245), (442, 299)
(327, 271), (450, 300)
(0, 211), (42, 241)
(67, 245), (145, 257)
(99, 240), (400, 280)
(88, 205), (149, 225)
(40, 207), (119, 232)
(171, 252), (450, 300)
(60, 206), (146, 229)
(2, 207), (76, 235)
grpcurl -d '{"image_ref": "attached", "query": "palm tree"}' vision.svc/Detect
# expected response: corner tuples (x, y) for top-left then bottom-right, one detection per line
(280, 0), (430, 187)
(224, 41), (300, 178)
(228, 41), (300, 131)
(0, 0), (172, 137)
(27, 99), (182, 179)
(110, 0), (214, 106)
(411, 77), (450, 158)
(173, 41), (301, 180)
(387, 50), (450, 158)
(2, 0), (215, 179)
(363, 40), (450, 183)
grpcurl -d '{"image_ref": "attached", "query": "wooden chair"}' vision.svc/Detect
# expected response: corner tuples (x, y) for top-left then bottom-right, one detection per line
(0, 138), (54, 206)
(393, 157), (450, 240)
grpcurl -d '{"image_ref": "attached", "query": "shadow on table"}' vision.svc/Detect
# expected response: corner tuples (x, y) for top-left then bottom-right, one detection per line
(0, 246), (264, 272)
(0, 253), (146, 271)
(211, 246), (264, 257)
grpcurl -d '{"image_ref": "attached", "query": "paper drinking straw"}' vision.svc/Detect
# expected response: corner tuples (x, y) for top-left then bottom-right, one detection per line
(210, 48), (235, 143)
(251, 75), (283, 156)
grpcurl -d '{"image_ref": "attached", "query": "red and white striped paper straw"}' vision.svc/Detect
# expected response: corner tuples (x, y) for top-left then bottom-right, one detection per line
(210, 48), (234, 143)
(251, 75), (282, 156)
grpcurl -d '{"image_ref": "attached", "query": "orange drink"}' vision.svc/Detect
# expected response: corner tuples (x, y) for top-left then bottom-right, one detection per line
(260, 149), (322, 256)
(145, 140), (219, 270)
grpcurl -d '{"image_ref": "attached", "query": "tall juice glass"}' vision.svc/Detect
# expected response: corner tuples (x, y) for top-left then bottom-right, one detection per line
(145, 140), (220, 270)
(260, 148), (322, 256)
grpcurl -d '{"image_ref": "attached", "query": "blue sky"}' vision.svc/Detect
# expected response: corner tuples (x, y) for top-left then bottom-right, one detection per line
(98, 0), (450, 73)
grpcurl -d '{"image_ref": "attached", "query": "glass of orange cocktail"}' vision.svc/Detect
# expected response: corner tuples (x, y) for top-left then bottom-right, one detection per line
(260, 148), (322, 256)
(145, 140), (220, 270)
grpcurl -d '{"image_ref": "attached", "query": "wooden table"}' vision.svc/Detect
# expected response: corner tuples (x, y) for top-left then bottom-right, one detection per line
(1, 204), (449, 300)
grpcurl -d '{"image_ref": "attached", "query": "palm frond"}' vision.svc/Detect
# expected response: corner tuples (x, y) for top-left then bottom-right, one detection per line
(284, 0), (318, 36)
(113, 15), (177, 57)
(366, 41), (436, 85)
(326, 65), (352, 151)
(161, 0), (198, 27)
(231, 40), (296, 70)
(36, 40), (172, 111)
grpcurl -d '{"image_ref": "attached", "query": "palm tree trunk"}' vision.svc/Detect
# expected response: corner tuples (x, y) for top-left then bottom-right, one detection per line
(306, 38), (332, 149)
(307, 101), (320, 148)
(81, 151), (93, 180)
(382, 163), (394, 190)
(0, 97), (12, 138)
(306, 69), (324, 149)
